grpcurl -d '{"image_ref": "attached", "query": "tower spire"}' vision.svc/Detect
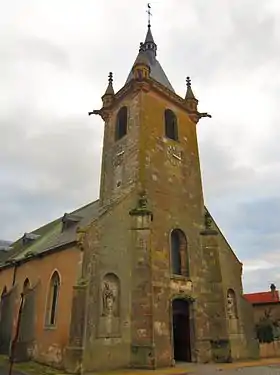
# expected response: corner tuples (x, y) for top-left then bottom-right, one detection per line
(185, 76), (196, 100)
(185, 76), (198, 113)
(143, 3), (157, 58)
(104, 72), (114, 96)
(147, 3), (152, 28)
(101, 72), (115, 108)
(125, 6), (175, 92)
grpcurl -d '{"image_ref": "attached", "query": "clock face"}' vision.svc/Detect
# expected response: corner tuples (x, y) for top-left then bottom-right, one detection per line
(167, 145), (182, 166)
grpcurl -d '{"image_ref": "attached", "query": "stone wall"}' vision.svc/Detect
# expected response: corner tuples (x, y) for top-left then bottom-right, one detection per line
(210, 216), (259, 360)
(80, 194), (136, 373)
(140, 90), (230, 365)
(260, 340), (280, 358)
(99, 92), (141, 208)
(0, 246), (80, 369)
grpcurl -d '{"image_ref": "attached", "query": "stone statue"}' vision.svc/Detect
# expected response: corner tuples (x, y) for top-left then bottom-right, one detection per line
(102, 281), (116, 317)
(227, 291), (236, 319)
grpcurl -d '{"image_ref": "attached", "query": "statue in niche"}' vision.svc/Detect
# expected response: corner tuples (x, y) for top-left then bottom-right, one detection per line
(102, 282), (115, 317)
(227, 290), (237, 319)
(101, 274), (120, 317)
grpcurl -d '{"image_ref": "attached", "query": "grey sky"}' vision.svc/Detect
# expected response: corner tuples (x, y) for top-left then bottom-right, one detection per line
(0, 0), (279, 292)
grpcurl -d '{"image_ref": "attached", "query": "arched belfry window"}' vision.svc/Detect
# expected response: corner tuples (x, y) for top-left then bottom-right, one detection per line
(170, 229), (189, 276)
(115, 106), (128, 141)
(45, 271), (60, 326)
(165, 109), (178, 141)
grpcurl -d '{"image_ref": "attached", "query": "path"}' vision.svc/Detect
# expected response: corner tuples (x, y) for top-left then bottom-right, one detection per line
(184, 364), (280, 374)
(174, 360), (280, 375)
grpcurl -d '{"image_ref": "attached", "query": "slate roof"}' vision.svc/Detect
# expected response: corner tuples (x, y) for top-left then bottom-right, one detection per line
(0, 200), (100, 266)
(125, 26), (175, 92)
(244, 291), (280, 304)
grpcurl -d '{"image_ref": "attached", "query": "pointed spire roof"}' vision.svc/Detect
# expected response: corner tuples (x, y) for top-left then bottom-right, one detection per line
(133, 43), (150, 68)
(103, 72), (114, 96)
(145, 25), (155, 43)
(125, 26), (175, 92)
(185, 76), (196, 100)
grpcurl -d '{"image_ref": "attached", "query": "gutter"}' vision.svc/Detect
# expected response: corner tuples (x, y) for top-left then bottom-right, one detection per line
(0, 240), (77, 272)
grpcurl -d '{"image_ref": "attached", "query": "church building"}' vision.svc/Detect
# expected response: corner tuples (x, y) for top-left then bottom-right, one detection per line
(0, 21), (259, 373)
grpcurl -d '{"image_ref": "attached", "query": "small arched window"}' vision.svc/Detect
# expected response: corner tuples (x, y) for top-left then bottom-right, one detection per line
(170, 229), (188, 276)
(165, 109), (178, 141)
(115, 106), (128, 141)
(46, 271), (60, 326)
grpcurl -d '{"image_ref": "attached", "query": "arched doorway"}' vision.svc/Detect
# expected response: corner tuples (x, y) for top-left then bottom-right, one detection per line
(172, 299), (192, 362)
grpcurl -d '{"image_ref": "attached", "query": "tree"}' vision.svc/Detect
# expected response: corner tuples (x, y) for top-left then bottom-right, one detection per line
(256, 308), (277, 343)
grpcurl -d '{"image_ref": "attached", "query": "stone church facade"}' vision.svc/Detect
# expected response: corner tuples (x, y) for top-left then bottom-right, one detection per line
(0, 25), (259, 373)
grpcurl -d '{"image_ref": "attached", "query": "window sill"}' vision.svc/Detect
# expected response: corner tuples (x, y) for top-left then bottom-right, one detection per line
(115, 133), (128, 143)
(164, 136), (180, 143)
(44, 325), (57, 331)
(171, 274), (191, 281)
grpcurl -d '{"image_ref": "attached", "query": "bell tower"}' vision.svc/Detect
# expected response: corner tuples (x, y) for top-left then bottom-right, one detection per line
(89, 25), (211, 211)
(88, 18), (219, 368)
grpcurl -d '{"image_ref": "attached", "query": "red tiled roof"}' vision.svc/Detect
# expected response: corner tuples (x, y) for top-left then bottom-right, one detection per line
(244, 291), (280, 304)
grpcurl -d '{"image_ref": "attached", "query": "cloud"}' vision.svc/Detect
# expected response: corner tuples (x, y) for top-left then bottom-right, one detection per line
(0, 112), (102, 239)
(0, 0), (279, 292)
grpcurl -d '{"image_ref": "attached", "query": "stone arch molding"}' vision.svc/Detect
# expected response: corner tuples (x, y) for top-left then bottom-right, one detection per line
(101, 273), (120, 318)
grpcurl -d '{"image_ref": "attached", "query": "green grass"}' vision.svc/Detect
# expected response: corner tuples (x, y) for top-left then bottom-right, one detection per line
(0, 355), (65, 375)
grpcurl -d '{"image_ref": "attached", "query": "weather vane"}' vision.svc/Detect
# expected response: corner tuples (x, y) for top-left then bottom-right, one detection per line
(147, 3), (152, 27)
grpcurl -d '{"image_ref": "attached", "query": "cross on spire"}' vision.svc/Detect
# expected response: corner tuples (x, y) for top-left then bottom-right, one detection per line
(147, 3), (152, 27)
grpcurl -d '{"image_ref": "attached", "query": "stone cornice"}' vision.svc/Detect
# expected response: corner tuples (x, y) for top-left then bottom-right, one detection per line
(91, 76), (210, 125)
(95, 77), (209, 125)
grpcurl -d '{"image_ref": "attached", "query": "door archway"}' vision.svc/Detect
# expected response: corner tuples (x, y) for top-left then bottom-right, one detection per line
(172, 299), (192, 362)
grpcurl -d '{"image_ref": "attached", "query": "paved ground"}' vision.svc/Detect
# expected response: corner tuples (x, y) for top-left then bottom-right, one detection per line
(183, 363), (280, 374)
(1, 360), (280, 375)
(174, 359), (280, 375)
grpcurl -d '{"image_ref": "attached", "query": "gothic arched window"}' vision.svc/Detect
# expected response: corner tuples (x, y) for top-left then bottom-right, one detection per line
(23, 278), (30, 294)
(165, 109), (178, 141)
(170, 229), (188, 276)
(46, 271), (60, 326)
(115, 106), (128, 141)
